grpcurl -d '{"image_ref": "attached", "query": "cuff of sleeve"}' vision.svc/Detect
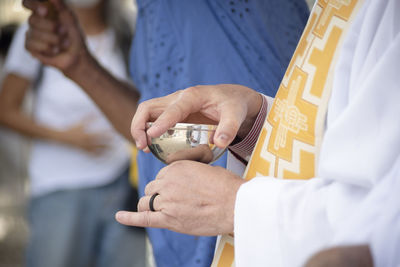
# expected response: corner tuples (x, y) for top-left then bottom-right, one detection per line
(229, 94), (270, 161)
(234, 177), (284, 266)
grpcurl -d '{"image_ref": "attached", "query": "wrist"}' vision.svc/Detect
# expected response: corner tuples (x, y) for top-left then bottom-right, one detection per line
(237, 93), (264, 140)
(63, 49), (96, 81)
(226, 177), (246, 235)
(45, 128), (67, 144)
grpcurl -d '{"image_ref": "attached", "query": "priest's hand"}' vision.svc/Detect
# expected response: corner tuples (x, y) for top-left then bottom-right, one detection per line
(304, 245), (373, 267)
(115, 160), (245, 236)
(131, 84), (263, 151)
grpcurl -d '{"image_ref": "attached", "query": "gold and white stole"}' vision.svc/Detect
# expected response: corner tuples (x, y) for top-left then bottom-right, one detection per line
(212, 0), (364, 266)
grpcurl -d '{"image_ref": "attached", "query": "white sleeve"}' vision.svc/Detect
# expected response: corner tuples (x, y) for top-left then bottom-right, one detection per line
(3, 22), (40, 80)
(234, 2), (400, 266)
(369, 193), (400, 267)
(330, 156), (400, 267)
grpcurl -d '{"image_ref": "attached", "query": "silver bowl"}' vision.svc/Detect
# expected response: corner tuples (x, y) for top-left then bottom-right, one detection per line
(146, 122), (226, 164)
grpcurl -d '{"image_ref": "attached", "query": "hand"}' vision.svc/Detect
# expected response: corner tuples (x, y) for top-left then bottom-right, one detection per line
(23, 0), (90, 74)
(304, 245), (373, 267)
(131, 84), (263, 151)
(115, 160), (245, 236)
(58, 121), (111, 155)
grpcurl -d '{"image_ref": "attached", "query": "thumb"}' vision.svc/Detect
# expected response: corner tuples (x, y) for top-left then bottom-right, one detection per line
(214, 104), (246, 148)
(49, 0), (67, 11)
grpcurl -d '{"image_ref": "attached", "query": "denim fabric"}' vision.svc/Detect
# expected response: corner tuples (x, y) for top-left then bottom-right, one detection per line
(129, 1), (309, 266)
(26, 169), (145, 267)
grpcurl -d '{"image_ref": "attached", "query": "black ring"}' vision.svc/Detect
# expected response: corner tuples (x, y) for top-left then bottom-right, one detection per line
(149, 193), (159, 212)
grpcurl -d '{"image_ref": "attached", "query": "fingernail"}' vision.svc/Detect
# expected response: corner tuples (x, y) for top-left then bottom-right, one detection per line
(217, 134), (228, 143)
(116, 211), (126, 220)
(136, 141), (141, 148)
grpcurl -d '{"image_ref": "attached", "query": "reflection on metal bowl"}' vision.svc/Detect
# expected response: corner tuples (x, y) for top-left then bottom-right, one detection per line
(146, 123), (225, 164)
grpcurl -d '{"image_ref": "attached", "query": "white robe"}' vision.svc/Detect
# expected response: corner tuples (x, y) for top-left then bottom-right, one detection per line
(234, 0), (400, 266)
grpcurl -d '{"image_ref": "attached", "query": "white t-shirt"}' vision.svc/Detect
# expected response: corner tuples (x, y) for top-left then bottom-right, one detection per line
(4, 23), (131, 196)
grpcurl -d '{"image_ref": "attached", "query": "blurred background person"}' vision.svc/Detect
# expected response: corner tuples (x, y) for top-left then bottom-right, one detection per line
(0, 0), (145, 267)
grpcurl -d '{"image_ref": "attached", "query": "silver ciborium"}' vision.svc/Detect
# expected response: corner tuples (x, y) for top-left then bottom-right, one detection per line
(146, 122), (225, 164)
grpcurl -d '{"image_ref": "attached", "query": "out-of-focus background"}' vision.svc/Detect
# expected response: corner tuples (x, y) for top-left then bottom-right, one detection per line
(0, 3), (32, 266)
(0, 1), (137, 266)
(0, 0), (315, 266)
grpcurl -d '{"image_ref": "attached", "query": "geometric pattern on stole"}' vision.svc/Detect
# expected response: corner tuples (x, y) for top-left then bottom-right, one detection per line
(212, 0), (364, 266)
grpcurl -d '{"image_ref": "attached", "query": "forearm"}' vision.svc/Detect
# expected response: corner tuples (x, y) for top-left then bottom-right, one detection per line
(0, 109), (66, 144)
(64, 53), (139, 141)
(0, 74), (66, 144)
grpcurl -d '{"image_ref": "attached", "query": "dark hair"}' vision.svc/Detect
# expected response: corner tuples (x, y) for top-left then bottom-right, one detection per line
(0, 23), (18, 57)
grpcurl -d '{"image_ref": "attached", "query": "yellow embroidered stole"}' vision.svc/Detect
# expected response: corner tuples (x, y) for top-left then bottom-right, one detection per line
(212, 0), (364, 266)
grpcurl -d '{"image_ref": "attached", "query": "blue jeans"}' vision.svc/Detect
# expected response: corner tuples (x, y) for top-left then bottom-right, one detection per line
(26, 169), (146, 267)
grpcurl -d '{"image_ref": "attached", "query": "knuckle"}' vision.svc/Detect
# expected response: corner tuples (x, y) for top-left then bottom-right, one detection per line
(169, 160), (186, 169)
(136, 102), (148, 113)
(157, 165), (172, 179)
(144, 182), (154, 195)
(137, 197), (146, 211)
(185, 86), (199, 95)
(143, 211), (152, 227)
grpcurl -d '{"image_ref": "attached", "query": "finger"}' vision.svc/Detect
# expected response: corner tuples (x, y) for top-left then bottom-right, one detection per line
(28, 14), (58, 32)
(23, 0), (38, 10)
(23, 0), (47, 15)
(79, 113), (97, 125)
(137, 194), (162, 212)
(28, 50), (58, 66)
(29, 28), (62, 46)
(115, 211), (168, 229)
(147, 90), (201, 138)
(144, 180), (160, 196)
(49, 0), (68, 12)
(56, 2), (79, 30)
(130, 102), (153, 150)
(87, 145), (107, 156)
(25, 32), (52, 53)
(155, 164), (172, 180)
(214, 104), (246, 148)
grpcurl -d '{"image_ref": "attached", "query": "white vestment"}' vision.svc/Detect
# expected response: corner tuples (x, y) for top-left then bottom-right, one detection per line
(233, 0), (400, 266)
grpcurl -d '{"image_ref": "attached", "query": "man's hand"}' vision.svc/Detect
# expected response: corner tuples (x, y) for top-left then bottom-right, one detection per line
(23, 0), (89, 75)
(131, 84), (263, 151)
(115, 160), (245, 236)
(304, 245), (373, 267)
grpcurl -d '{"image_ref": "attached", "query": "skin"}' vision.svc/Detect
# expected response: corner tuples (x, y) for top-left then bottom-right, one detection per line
(22, 0), (139, 140)
(131, 84), (264, 150)
(304, 245), (373, 267)
(117, 84), (263, 235)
